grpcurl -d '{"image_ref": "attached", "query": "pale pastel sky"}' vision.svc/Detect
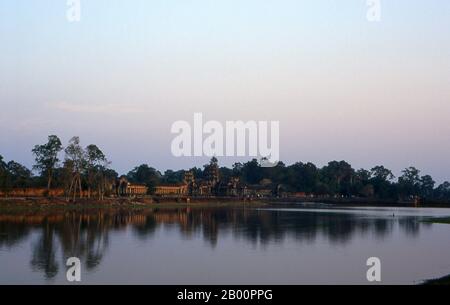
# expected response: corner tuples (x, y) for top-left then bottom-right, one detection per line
(0, 1), (449, 181)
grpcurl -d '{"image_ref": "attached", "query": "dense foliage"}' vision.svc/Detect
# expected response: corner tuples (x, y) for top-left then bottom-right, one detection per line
(1, 135), (450, 202)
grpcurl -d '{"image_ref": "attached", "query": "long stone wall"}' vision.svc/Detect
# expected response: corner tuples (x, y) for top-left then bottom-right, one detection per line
(0, 188), (65, 197)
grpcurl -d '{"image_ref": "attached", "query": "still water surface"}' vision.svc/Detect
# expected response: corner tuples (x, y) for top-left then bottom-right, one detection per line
(1, 204), (450, 284)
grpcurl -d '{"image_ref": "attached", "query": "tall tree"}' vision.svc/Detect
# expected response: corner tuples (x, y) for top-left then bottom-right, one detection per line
(398, 167), (421, 197)
(370, 166), (394, 181)
(286, 162), (318, 193)
(85, 144), (106, 198)
(0, 155), (6, 171)
(7, 161), (32, 188)
(320, 161), (354, 195)
(64, 137), (86, 201)
(241, 159), (263, 185)
(369, 166), (394, 199)
(232, 163), (243, 178)
(100, 168), (118, 198)
(161, 169), (184, 185)
(353, 169), (373, 197)
(435, 182), (450, 200)
(127, 164), (161, 194)
(0, 155), (10, 194)
(32, 135), (63, 193)
(419, 175), (435, 199)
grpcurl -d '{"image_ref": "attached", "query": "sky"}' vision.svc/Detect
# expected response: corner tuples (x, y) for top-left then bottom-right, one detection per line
(0, 0), (449, 182)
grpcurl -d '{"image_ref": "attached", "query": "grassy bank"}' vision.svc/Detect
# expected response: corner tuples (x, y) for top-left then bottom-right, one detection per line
(422, 217), (450, 225)
(268, 197), (450, 208)
(423, 274), (450, 285)
(2, 196), (450, 211)
(0, 197), (268, 213)
(421, 217), (450, 285)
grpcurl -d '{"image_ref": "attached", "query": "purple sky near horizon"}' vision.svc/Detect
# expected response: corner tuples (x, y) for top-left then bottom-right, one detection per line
(0, 1), (449, 182)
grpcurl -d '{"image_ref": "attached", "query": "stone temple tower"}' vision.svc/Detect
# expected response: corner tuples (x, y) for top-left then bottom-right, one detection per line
(183, 171), (196, 196)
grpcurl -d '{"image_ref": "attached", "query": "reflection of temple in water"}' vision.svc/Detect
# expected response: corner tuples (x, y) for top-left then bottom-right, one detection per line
(0, 207), (429, 280)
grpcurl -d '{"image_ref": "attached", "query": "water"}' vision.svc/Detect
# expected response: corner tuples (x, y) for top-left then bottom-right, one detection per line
(1, 204), (450, 285)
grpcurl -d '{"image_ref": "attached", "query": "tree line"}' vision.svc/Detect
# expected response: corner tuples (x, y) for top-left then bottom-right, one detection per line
(1, 135), (450, 202)
(1, 135), (116, 201)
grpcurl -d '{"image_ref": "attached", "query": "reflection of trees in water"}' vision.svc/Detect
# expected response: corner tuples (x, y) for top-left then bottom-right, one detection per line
(132, 208), (405, 246)
(56, 212), (110, 270)
(398, 217), (424, 237)
(0, 221), (31, 248)
(237, 211), (395, 245)
(0, 211), (117, 279)
(28, 214), (111, 279)
(30, 222), (58, 279)
(131, 216), (157, 240)
(0, 207), (426, 279)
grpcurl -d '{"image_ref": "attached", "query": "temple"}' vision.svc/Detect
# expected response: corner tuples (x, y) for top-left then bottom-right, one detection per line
(116, 177), (148, 196)
(0, 158), (285, 200)
(151, 158), (278, 198)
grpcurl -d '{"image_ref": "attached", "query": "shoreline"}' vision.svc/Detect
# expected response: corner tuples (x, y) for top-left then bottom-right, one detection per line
(423, 274), (450, 285)
(0, 197), (270, 213)
(1, 196), (450, 210)
(268, 197), (450, 208)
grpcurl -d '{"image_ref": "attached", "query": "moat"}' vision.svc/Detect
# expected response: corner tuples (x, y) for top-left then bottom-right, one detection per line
(1, 203), (450, 284)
